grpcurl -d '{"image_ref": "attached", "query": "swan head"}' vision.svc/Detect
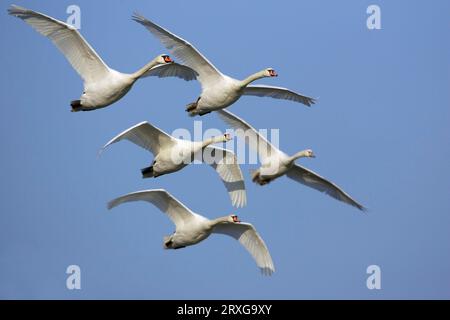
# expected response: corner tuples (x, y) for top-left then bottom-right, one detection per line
(288, 149), (316, 163)
(265, 68), (278, 77)
(230, 215), (241, 223)
(223, 133), (232, 142)
(303, 149), (315, 158)
(156, 54), (173, 64)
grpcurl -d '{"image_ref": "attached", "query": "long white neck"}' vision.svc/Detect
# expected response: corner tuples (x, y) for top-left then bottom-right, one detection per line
(240, 70), (267, 87)
(132, 58), (162, 80)
(209, 216), (230, 228)
(201, 136), (226, 149)
(288, 150), (310, 163)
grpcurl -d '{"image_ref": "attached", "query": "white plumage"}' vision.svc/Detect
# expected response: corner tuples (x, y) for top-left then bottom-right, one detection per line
(9, 5), (197, 111)
(101, 121), (247, 208)
(217, 110), (366, 211)
(108, 189), (275, 275)
(132, 13), (315, 116)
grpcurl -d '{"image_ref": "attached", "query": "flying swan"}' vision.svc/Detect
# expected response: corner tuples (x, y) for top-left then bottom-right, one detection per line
(132, 13), (316, 116)
(8, 5), (198, 111)
(100, 121), (247, 208)
(108, 189), (275, 275)
(217, 110), (366, 211)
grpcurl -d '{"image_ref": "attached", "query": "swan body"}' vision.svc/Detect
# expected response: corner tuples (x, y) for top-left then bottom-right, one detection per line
(218, 110), (366, 211)
(193, 75), (243, 113)
(81, 69), (134, 110)
(8, 5), (197, 111)
(101, 121), (247, 208)
(108, 189), (275, 275)
(132, 14), (316, 116)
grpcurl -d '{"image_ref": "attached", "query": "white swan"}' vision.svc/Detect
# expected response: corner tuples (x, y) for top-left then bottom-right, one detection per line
(8, 5), (197, 111)
(108, 189), (274, 275)
(101, 121), (247, 208)
(132, 14), (316, 116)
(217, 110), (366, 211)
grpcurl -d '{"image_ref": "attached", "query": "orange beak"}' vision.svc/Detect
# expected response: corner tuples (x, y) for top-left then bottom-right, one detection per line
(163, 55), (173, 63)
(269, 70), (278, 77)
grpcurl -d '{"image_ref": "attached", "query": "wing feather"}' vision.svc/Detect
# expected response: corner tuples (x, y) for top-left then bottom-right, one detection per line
(142, 63), (198, 81)
(286, 164), (366, 211)
(203, 146), (247, 208)
(132, 13), (223, 86)
(100, 121), (174, 155)
(9, 5), (110, 82)
(107, 189), (194, 228)
(244, 84), (316, 107)
(213, 222), (275, 275)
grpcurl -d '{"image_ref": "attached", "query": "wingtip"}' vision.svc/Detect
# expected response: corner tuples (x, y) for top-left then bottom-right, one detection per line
(360, 206), (369, 213)
(305, 97), (317, 107)
(97, 147), (106, 158)
(131, 12), (146, 23)
(106, 201), (114, 210)
(8, 4), (25, 16)
(260, 267), (275, 276)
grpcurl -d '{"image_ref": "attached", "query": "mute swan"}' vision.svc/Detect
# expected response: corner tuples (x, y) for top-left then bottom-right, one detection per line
(217, 110), (366, 211)
(101, 121), (247, 208)
(8, 5), (197, 112)
(132, 14), (316, 116)
(108, 189), (275, 275)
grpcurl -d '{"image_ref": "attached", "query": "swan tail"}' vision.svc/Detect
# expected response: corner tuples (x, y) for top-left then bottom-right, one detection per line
(186, 99), (202, 117)
(250, 169), (270, 186)
(186, 101), (197, 112)
(141, 165), (155, 178)
(250, 169), (259, 182)
(163, 236), (172, 249)
(70, 100), (82, 112)
(187, 108), (211, 117)
(163, 235), (185, 249)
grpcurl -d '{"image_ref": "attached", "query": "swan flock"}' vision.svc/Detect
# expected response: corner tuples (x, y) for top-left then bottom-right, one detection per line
(9, 4), (366, 275)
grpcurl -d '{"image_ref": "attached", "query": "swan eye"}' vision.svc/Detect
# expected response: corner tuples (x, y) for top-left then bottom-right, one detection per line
(163, 55), (173, 63)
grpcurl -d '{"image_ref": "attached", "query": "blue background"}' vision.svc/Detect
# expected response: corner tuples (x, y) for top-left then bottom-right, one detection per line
(1, 0), (449, 299)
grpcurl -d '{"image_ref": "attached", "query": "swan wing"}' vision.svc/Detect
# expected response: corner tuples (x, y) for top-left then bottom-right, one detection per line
(142, 63), (198, 81)
(100, 121), (174, 156)
(107, 189), (195, 228)
(217, 109), (278, 163)
(203, 146), (247, 208)
(132, 13), (223, 86)
(213, 222), (275, 275)
(244, 84), (316, 107)
(9, 5), (110, 83)
(286, 164), (366, 211)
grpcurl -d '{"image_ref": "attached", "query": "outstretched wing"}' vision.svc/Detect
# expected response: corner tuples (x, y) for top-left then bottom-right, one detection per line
(203, 146), (247, 208)
(213, 222), (275, 276)
(244, 84), (316, 107)
(132, 13), (224, 87)
(107, 189), (195, 228)
(217, 109), (280, 163)
(100, 121), (175, 156)
(142, 63), (198, 81)
(286, 164), (366, 211)
(9, 5), (110, 83)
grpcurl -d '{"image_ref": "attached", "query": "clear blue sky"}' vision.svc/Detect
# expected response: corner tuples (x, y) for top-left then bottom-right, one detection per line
(1, 0), (449, 299)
